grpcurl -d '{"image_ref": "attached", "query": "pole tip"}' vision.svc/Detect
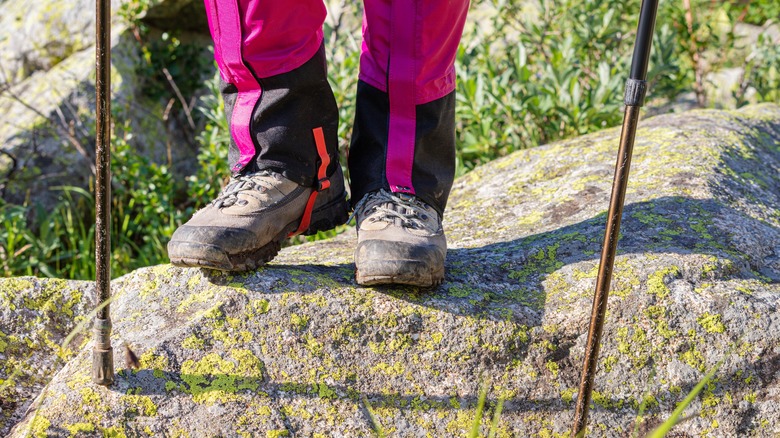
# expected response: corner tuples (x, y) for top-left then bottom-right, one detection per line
(92, 347), (114, 386)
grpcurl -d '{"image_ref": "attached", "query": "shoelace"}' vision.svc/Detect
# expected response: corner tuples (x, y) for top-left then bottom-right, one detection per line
(213, 171), (276, 208)
(352, 189), (433, 230)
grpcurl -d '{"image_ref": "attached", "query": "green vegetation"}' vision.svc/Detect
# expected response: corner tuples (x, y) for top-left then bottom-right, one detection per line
(1, 0), (779, 279)
(362, 394), (387, 438)
(647, 358), (726, 438)
(468, 382), (490, 438)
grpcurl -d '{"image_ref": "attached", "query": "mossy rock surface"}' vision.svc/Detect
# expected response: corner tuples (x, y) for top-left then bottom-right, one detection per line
(5, 104), (780, 437)
(0, 278), (95, 436)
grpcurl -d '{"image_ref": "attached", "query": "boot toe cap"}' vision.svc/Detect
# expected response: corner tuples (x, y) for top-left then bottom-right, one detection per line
(355, 240), (446, 287)
(168, 226), (258, 270)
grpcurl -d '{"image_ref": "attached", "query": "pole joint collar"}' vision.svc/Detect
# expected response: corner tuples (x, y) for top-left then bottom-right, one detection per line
(93, 318), (112, 350)
(92, 318), (114, 385)
(624, 78), (647, 107)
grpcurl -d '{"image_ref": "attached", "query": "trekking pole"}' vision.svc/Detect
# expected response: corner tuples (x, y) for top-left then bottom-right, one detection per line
(92, 0), (114, 386)
(572, 0), (658, 435)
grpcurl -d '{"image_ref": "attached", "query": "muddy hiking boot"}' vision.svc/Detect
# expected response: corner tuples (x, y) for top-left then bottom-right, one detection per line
(168, 167), (349, 271)
(353, 189), (446, 287)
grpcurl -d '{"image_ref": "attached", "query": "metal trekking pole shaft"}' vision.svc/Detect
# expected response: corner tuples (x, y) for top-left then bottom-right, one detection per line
(92, 0), (114, 386)
(572, 0), (658, 434)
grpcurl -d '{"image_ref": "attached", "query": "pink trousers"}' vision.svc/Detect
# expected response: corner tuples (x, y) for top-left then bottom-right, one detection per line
(204, 0), (469, 213)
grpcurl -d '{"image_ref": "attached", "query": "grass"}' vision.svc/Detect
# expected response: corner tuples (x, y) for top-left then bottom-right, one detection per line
(487, 397), (505, 438)
(468, 382), (490, 438)
(362, 394), (387, 438)
(647, 358), (727, 437)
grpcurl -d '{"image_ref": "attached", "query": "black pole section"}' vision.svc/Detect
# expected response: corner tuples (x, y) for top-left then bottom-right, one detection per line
(92, 0), (114, 386)
(572, 0), (658, 435)
(630, 0), (659, 80)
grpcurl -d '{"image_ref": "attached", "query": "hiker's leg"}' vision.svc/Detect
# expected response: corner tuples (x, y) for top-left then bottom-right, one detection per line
(350, 0), (470, 286)
(168, 0), (348, 271)
(205, 0), (339, 183)
(349, 0), (469, 214)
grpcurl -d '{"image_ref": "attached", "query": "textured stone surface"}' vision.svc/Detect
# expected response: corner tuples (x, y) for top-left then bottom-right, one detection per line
(0, 278), (96, 435)
(0, 0), (115, 87)
(0, 0), (209, 207)
(4, 104), (780, 436)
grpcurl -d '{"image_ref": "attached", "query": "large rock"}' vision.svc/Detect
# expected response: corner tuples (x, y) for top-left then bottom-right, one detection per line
(0, 0), (210, 207)
(0, 0), (110, 87)
(0, 279), (95, 435)
(3, 104), (780, 436)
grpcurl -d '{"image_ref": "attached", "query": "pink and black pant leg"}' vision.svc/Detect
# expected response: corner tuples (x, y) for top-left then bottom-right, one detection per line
(204, 0), (470, 214)
(203, 0), (341, 187)
(349, 0), (470, 215)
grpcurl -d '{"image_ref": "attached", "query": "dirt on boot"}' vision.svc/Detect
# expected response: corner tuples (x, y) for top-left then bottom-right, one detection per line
(353, 189), (446, 287)
(168, 169), (348, 271)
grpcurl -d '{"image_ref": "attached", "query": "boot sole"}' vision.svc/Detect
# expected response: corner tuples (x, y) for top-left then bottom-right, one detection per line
(169, 192), (349, 272)
(355, 260), (445, 288)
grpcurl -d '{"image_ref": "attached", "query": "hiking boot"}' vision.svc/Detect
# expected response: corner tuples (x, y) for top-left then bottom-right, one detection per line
(353, 189), (446, 287)
(168, 167), (348, 271)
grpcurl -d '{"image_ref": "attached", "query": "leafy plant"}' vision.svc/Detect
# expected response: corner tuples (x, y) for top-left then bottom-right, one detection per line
(135, 34), (214, 102)
(322, 1), (362, 173)
(188, 72), (231, 207)
(110, 120), (184, 274)
(736, 33), (780, 106)
(735, 0), (780, 25)
(0, 187), (95, 279)
(661, 0), (737, 106)
(452, 0), (687, 174)
(1, 121), (192, 279)
(117, 0), (155, 31)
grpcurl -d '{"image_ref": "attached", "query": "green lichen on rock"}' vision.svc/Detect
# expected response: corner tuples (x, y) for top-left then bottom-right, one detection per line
(28, 414), (51, 438)
(508, 242), (564, 283)
(697, 312), (727, 334)
(119, 394), (158, 417)
(179, 349), (264, 405)
(181, 334), (205, 350)
(139, 351), (169, 378)
(1, 277), (93, 436)
(646, 266), (681, 299)
(644, 305), (678, 339)
(64, 422), (95, 435)
(0, 278), (33, 310)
